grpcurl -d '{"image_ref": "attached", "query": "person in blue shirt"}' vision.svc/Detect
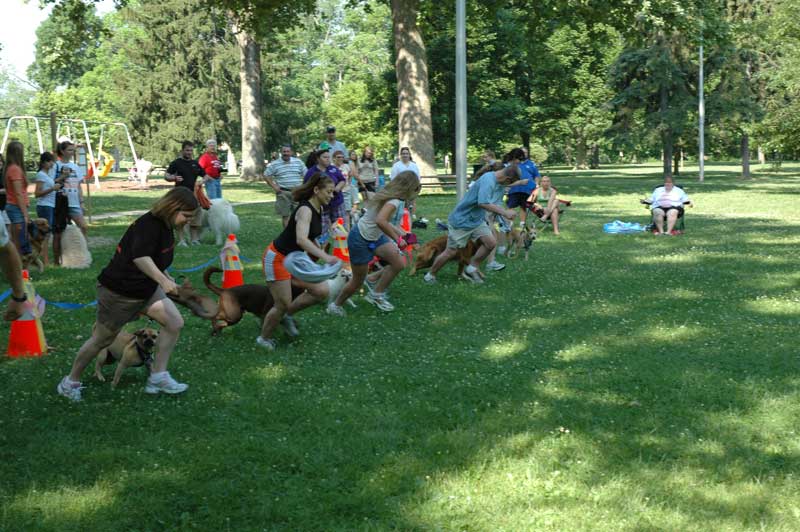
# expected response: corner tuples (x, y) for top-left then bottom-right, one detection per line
(423, 164), (520, 284)
(504, 147), (539, 227)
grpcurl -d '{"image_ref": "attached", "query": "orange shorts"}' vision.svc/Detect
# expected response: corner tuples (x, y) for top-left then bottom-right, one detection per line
(262, 243), (291, 282)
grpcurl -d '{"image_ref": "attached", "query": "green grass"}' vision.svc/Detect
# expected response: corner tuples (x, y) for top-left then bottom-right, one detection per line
(3, 162), (800, 531)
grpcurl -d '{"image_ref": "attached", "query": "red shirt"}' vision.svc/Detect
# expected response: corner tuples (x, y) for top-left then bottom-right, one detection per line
(198, 152), (221, 179)
(5, 164), (28, 207)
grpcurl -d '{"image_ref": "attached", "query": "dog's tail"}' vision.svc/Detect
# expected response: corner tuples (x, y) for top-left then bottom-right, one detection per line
(203, 266), (225, 296)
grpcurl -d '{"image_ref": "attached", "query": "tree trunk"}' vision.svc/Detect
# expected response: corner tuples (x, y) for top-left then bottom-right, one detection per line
(236, 29), (264, 181)
(574, 138), (588, 170)
(742, 133), (751, 179)
(660, 84), (673, 177)
(673, 143), (680, 176)
(391, 0), (435, 176)
(758, 145), (766, 165)
(589, 143), (600, 169)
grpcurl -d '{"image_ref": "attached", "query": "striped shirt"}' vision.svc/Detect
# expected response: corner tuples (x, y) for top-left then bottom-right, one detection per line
(264, 157), (306, 189)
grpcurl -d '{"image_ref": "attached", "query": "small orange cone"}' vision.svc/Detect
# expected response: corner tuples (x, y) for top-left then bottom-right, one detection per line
(222, 254), (245, 289)
(7, 270), (47, 357)
(332, 217), (350, 268)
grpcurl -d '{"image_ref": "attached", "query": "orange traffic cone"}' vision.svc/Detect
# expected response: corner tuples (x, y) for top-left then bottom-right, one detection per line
(400, 207), (413, 265)
(222, 254), (245, 288)
(332, 217), (350, 267)
(7, 270), (47, 357)
(219, 233), (240, 269)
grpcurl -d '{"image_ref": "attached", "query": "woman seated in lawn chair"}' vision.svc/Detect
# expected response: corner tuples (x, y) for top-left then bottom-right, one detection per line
(640, 175), (693, 235)
(525, 176), (571, 235)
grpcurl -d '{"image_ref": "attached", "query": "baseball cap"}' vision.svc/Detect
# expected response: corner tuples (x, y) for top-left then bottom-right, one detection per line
(326, 126), (336, 133)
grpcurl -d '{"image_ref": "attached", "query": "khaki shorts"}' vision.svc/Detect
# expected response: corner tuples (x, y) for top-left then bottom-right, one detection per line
(275, 190), (298, 217)
(447, 222), (492, 249)
(96, 283), (167, 332)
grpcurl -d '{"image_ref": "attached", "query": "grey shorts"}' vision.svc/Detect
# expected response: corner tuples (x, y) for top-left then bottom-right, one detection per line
(275, 190), (298, 217)
(96, 283), (167, 332)
(447, 222), (492, 249)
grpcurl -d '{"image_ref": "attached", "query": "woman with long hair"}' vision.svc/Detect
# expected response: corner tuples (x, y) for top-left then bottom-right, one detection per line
(327, 170), (420, 315)
(4, 141), (31, 257)
(529, 175), (560, 235)
(358, 146), (380, 196)
(55, 140), (88, 236)
(304, 149), (346, 236)
(57, 187), (199, 401)
(258, 172), (339, 351)
(34, 151), (59, 265)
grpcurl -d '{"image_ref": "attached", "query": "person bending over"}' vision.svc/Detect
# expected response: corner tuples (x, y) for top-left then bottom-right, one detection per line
(57, 187), (199, 401)
(327, 170), (420, 315)
(424, 164), (520, 284)
(257, 173), (339, 351)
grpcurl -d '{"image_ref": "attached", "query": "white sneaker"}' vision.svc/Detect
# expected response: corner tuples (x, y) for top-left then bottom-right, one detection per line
(57, 376), (83, 402)
(423, 272), (436, 284)
(461, 266), (484, 284)
(486, 261), (506, 272)
(364, 292), (395, 312)
(191, 240), (201, 246)
(326, 302), (346, 317)
(144, 372), (188, 395)
(255, 336), (277, 350)
(363, 278), (377, 296)
(497, 246), (507, 256)
(280, 315), (299, 337)
(178, 240), (189, 247)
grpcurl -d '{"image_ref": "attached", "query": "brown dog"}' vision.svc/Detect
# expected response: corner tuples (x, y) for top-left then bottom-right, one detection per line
(408, 234), (478, 276)
(167, 277), (218, 319)
(506, 225), (536, 260)
(22, 218), (51, 273)
(94, 328), (159, 387)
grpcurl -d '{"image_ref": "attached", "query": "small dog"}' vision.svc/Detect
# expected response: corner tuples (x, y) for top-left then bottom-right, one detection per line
(506, 225), (536, 260)
(409, 235), (478, 277)
(94, 328), (159, 387)
(205, 199), (240, 245)
(60, 224), (92, 269)
(22, 218), (51, 273)
(202, 266), (351, 335)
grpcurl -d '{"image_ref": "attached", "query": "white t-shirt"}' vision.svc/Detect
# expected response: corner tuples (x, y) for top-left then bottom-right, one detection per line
(390, 160), (420, 180)
(57, 161), (84, 209)
(35, 170), (57, 208)
(358, 199), (403, 241)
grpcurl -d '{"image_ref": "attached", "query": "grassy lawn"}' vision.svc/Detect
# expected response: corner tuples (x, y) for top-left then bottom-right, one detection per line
(2, 162), (800, 531)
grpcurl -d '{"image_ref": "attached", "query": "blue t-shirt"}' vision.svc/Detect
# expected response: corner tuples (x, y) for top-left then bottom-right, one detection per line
(448, 171), (505, 229)
(508, 159), (540, 195)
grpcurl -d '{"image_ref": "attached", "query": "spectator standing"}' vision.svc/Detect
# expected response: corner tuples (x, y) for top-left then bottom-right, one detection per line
(319, 126), (348, 161)
(34, 152), (60, 265)
(198, 139), (223, 199)
(358, 146), (380, 196)
(0, 155), (10, 231)
(165, 141), (208, 246)
(389, 147), (420, 180)
(264, 144), (307, 227)
(4, 141), (31, 257)
(304, 149), (346, 236)
(54, 141), (89, 237)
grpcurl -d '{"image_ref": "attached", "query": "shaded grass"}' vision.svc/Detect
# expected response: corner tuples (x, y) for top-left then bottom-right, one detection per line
(2, 164), (800, 531)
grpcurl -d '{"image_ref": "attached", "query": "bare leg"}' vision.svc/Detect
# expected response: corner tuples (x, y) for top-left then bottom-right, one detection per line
(143, 298), (184, 373)
(429, 247), (459, 275)
(69, 322), (122, 381)
(653, 209), (665, 234)
(259, 280), (292, 340)
(287, 281), (327, 314)
(335, 264), (368, 307)
(373, 242), (404, 293)
(72, 214), (89, 237)
(666, 210), (679, 234)
(550, 208), (560, 235)
(470, 233), (497, 268)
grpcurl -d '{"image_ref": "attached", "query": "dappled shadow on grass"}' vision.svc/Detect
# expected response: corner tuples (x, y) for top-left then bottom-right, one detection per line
(2, 186), (800, 530)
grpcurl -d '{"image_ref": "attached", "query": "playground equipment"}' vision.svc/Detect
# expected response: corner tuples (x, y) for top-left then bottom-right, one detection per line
(0, 116), (46, 166)
(95, 122), (141, 181)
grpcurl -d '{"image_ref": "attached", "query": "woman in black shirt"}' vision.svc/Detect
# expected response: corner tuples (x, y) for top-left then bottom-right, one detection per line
(57, 187), (199, 401)
(258, 172), (338, 350)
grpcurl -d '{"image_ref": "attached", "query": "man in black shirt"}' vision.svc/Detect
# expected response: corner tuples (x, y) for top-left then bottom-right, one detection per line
(166, 140), (208, 246)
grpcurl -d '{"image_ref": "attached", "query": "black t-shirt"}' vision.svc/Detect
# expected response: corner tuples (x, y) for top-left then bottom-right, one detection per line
(273, 200), (323, 255)
(166, 157), (205, 190)
(97, 212), (175, 299)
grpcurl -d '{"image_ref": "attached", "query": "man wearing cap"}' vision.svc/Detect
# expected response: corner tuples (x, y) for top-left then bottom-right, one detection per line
(264, 144), (307, 227)
(320, 126), (348, 161)
(198, 139), (223, 199)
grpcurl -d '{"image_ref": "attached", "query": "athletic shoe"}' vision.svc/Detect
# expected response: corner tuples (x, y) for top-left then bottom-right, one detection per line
(497, 246), (507, 256)
(461, 267), (484, 284)
(423, 272), (437, 284)
(364, 278), (377, 296)
(326, 302), (346, 317)
(435, 219), (448, 231)
(178, 240), (189, 247)
(486, 261), (506, 272)
(144, 372), (188, 395)
(364, 292), (395, 312)
(191, 240), (201, 246)
(255, 336), (277, 350)
(281, 315), (299, 337)
(57, 376), (83, 402)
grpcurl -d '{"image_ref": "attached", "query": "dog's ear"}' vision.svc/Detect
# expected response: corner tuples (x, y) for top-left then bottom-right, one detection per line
(133, 329), (146, 338)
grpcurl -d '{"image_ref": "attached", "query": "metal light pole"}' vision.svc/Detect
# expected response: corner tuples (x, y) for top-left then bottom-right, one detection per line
(455, 0), (467, 200)
(698, 42), (705, 183)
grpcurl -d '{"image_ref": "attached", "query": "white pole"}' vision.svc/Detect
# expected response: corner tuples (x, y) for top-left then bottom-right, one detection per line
(699, 43), (705, 183)
(455, 0), (467, 200)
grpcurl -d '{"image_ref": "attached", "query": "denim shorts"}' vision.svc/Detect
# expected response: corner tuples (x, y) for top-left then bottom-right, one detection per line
(5, 204), (26, 224)
(36, 205), (55, 227)
(68, 207), (83, 219)
(347, 225), (390, 265)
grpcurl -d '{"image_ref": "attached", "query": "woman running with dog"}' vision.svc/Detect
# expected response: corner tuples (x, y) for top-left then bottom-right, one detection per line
(57, 187), (199, 401)
(327, 170), (420, 315)
(257, 172), (339, 351)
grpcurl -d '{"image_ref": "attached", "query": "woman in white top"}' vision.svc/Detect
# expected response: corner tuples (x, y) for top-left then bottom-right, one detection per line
(389, 147), (420, 180)
(327, 170), (420, 315)
(55, 141), (88, 236)
(34, 152), (61, 265)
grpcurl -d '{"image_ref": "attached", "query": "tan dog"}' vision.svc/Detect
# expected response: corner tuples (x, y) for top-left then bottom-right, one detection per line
(22, 218), (51, 273)
(94, 328), (159, 387)
(506, 225), (536, 260)
(409, 234), (479, 277)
